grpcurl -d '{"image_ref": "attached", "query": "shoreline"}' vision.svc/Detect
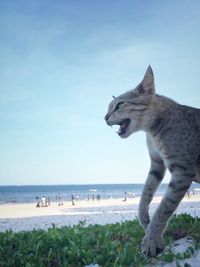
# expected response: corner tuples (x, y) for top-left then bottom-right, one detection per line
(0, 194), (200, 232)
(1, 194), (200, 219)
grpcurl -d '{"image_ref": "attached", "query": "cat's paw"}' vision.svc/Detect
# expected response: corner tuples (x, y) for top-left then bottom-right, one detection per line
(141, 233), (164, 257)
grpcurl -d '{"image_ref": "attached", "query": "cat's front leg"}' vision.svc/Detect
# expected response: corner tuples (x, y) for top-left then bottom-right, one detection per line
(139, 157), (165, 229)
(141, 170), (193, 257)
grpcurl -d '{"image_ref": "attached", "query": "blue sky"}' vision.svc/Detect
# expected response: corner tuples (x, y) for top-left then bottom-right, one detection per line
(0, 0), (200, 185)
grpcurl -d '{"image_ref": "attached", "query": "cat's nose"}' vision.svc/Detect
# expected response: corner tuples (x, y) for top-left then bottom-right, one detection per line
(104, 113), (112, 125)
(104, 113), (110, 121)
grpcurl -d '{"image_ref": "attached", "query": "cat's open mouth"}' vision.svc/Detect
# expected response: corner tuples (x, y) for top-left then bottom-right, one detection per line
(116, 118), (131, 136)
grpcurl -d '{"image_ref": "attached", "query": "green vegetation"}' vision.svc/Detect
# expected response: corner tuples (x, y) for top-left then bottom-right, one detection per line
(0, 214), (200, 267)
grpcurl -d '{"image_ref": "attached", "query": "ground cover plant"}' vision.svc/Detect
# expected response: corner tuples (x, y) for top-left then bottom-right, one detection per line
(0, 214), (200, 267)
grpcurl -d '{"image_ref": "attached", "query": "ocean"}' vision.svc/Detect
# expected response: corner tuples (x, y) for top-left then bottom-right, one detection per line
(0, 183), (200, 204)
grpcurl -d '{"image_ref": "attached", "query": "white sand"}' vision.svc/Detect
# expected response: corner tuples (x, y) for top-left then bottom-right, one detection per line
(0, 194), (200, 232)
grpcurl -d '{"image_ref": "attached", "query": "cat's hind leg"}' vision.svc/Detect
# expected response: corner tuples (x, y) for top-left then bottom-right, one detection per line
(141, 167), (194, 257)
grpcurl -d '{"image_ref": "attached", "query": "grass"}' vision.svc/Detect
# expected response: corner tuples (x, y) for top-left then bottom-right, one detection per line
(0, 214), (200, 267)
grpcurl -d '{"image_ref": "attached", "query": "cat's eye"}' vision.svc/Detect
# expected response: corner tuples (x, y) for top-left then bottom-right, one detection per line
(115, 102), (124, 111)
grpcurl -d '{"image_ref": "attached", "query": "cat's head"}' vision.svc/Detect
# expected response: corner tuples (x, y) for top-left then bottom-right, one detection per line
(104, 66), (156, 138)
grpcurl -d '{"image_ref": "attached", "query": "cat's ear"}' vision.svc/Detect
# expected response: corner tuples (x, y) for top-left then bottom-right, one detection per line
(140, 65), (155, 95)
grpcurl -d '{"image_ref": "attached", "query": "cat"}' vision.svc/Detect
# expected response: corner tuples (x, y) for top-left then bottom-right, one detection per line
(104, 66), (200, 257)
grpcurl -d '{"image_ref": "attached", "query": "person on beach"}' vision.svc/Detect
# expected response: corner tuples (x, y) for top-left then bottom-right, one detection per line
(71, 194), (75, 205)
(58, 194), (63, 206)
(122, 196), (127, 202)
(123, 192), (127, 202)
(41, 196), (46, 207)
(186, 190), (190, 199)
(47, 197), (51, 206)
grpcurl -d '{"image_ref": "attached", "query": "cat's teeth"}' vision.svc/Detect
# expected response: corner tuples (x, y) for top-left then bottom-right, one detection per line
(112, 125), (120, 133)
(117, 128), (122, 135)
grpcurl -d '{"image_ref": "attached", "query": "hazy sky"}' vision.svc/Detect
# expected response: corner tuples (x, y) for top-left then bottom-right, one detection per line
(1, 0), (200, 185)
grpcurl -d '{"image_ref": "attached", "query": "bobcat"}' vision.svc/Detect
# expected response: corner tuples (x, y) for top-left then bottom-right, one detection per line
(104, 66), (200, 257)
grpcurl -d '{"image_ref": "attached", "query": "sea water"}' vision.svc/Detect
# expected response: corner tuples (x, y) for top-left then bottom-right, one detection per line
(0, 183), (199, 204)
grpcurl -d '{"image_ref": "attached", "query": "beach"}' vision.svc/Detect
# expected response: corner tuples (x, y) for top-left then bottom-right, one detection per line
(1, 194), (200, 266)
(1, 194), (200, 232)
